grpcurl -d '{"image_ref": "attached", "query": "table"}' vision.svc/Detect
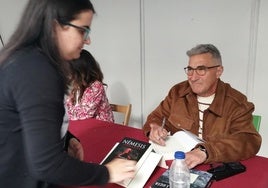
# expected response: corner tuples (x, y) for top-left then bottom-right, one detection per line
(62, 118), (268, 188)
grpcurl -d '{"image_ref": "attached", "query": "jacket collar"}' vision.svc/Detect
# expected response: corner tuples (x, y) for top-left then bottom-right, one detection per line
(180, 79), (225, 117)
(209, 80), (225, 117)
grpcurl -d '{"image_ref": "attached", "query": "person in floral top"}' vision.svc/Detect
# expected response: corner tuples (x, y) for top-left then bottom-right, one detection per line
(66, 49), (114, 122)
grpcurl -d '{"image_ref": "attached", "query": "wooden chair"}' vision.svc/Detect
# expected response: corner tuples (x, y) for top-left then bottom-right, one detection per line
(110, 103), (132, 126)
(252, 115), (261, 132)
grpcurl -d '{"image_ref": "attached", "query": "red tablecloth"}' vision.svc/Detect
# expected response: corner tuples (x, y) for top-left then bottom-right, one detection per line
(61, 119), (268, 188)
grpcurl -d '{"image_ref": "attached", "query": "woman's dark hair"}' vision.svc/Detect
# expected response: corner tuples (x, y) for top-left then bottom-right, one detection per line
(70, 49), (105, 104)
(0, 0), (95, 91)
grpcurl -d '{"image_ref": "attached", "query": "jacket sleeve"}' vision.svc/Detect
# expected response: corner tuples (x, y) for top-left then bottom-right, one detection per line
(203, 105), (262, 163)
(143, 84), (180, 136)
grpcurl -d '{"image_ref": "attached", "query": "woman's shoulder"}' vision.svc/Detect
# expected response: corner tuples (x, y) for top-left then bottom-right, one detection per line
(83, 81), (105, 94)
(2, 47), (58, 81)
(3, 47), (51, 72)
(91, 80), (104, 88)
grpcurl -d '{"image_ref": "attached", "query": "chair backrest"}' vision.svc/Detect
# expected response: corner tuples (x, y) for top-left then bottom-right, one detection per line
(252, 115), (261, 132)
(110, 103), (132, 126)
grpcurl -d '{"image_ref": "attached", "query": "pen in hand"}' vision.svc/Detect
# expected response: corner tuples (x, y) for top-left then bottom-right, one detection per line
(161, 117), (171, 135)
(161, 117), (166, 130)
(158, 117), (166, 142)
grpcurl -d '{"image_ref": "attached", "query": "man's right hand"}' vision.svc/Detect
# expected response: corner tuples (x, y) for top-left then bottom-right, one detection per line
(148, 123), (169, 146)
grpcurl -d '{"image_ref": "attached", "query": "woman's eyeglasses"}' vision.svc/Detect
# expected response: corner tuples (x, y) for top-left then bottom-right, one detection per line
(63, 22), (90, 41)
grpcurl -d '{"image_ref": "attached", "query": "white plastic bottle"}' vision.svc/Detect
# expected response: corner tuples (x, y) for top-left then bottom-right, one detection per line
(169, 151), (190, 188)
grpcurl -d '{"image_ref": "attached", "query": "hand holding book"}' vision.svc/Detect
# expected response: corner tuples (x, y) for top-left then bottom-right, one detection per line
(101, 137), (162, 188)
(105, 158), (137, 183)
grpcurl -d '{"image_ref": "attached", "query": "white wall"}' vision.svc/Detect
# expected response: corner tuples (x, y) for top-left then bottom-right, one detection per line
(254, 0), (268, 158)
(1, 0), (267, 157)
(0, 0), (28, 45)
(87, 0), (143, 125)
(143, 0), (253, 114)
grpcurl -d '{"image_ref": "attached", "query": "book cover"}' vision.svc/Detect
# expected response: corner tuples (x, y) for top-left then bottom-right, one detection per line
(190, 169), (213, 188)
(101, 137), (151, 164)
(151, 169), (213, 188)
(101, 137), (162, 188)
(151, 170), (169, 188)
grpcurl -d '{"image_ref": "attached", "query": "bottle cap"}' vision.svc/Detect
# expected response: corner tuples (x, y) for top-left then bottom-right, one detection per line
(174, 151), (185, 159)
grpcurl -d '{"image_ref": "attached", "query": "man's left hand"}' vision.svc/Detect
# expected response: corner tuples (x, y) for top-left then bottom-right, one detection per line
(185, 148), (207, 169)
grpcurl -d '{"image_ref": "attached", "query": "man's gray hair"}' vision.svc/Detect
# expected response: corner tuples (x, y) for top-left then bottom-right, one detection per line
(186, 44), (222, 65)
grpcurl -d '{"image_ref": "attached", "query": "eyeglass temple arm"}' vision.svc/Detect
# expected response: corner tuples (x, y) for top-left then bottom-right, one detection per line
(0, 34), (4, 46)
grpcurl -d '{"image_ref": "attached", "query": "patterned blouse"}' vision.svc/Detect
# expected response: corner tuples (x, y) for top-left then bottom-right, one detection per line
(65, 81), (114, 122)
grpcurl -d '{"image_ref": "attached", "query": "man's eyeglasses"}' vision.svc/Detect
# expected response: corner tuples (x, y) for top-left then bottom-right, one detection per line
(63, 22), (90, 41)
(184, 65), (220, 76)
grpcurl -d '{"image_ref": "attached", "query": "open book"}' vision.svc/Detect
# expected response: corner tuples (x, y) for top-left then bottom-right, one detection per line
(150, 129), (204, 162)
(101, 137), (162, 188)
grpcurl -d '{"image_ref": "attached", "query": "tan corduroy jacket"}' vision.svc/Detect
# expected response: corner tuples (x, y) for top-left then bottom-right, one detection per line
(143, 80), (261, 163)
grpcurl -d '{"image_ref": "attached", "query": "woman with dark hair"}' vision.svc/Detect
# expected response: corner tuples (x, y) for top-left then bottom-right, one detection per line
(66, 49), (114, 122)
(0, 0), (136, 188)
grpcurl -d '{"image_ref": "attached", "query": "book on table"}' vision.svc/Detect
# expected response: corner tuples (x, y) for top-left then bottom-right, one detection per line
(151, 168), (213, 188)
(150, 128), (204, 162)
(101, 137), (162, 188)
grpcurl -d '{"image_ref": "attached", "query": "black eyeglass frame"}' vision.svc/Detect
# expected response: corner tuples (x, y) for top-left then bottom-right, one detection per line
(0, 34), (4, 46)
(184, 65), (221, 76)
(62, 22), (90, 41)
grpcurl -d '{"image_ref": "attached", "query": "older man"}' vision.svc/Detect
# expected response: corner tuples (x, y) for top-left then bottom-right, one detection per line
(143, 44), (261, 168)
